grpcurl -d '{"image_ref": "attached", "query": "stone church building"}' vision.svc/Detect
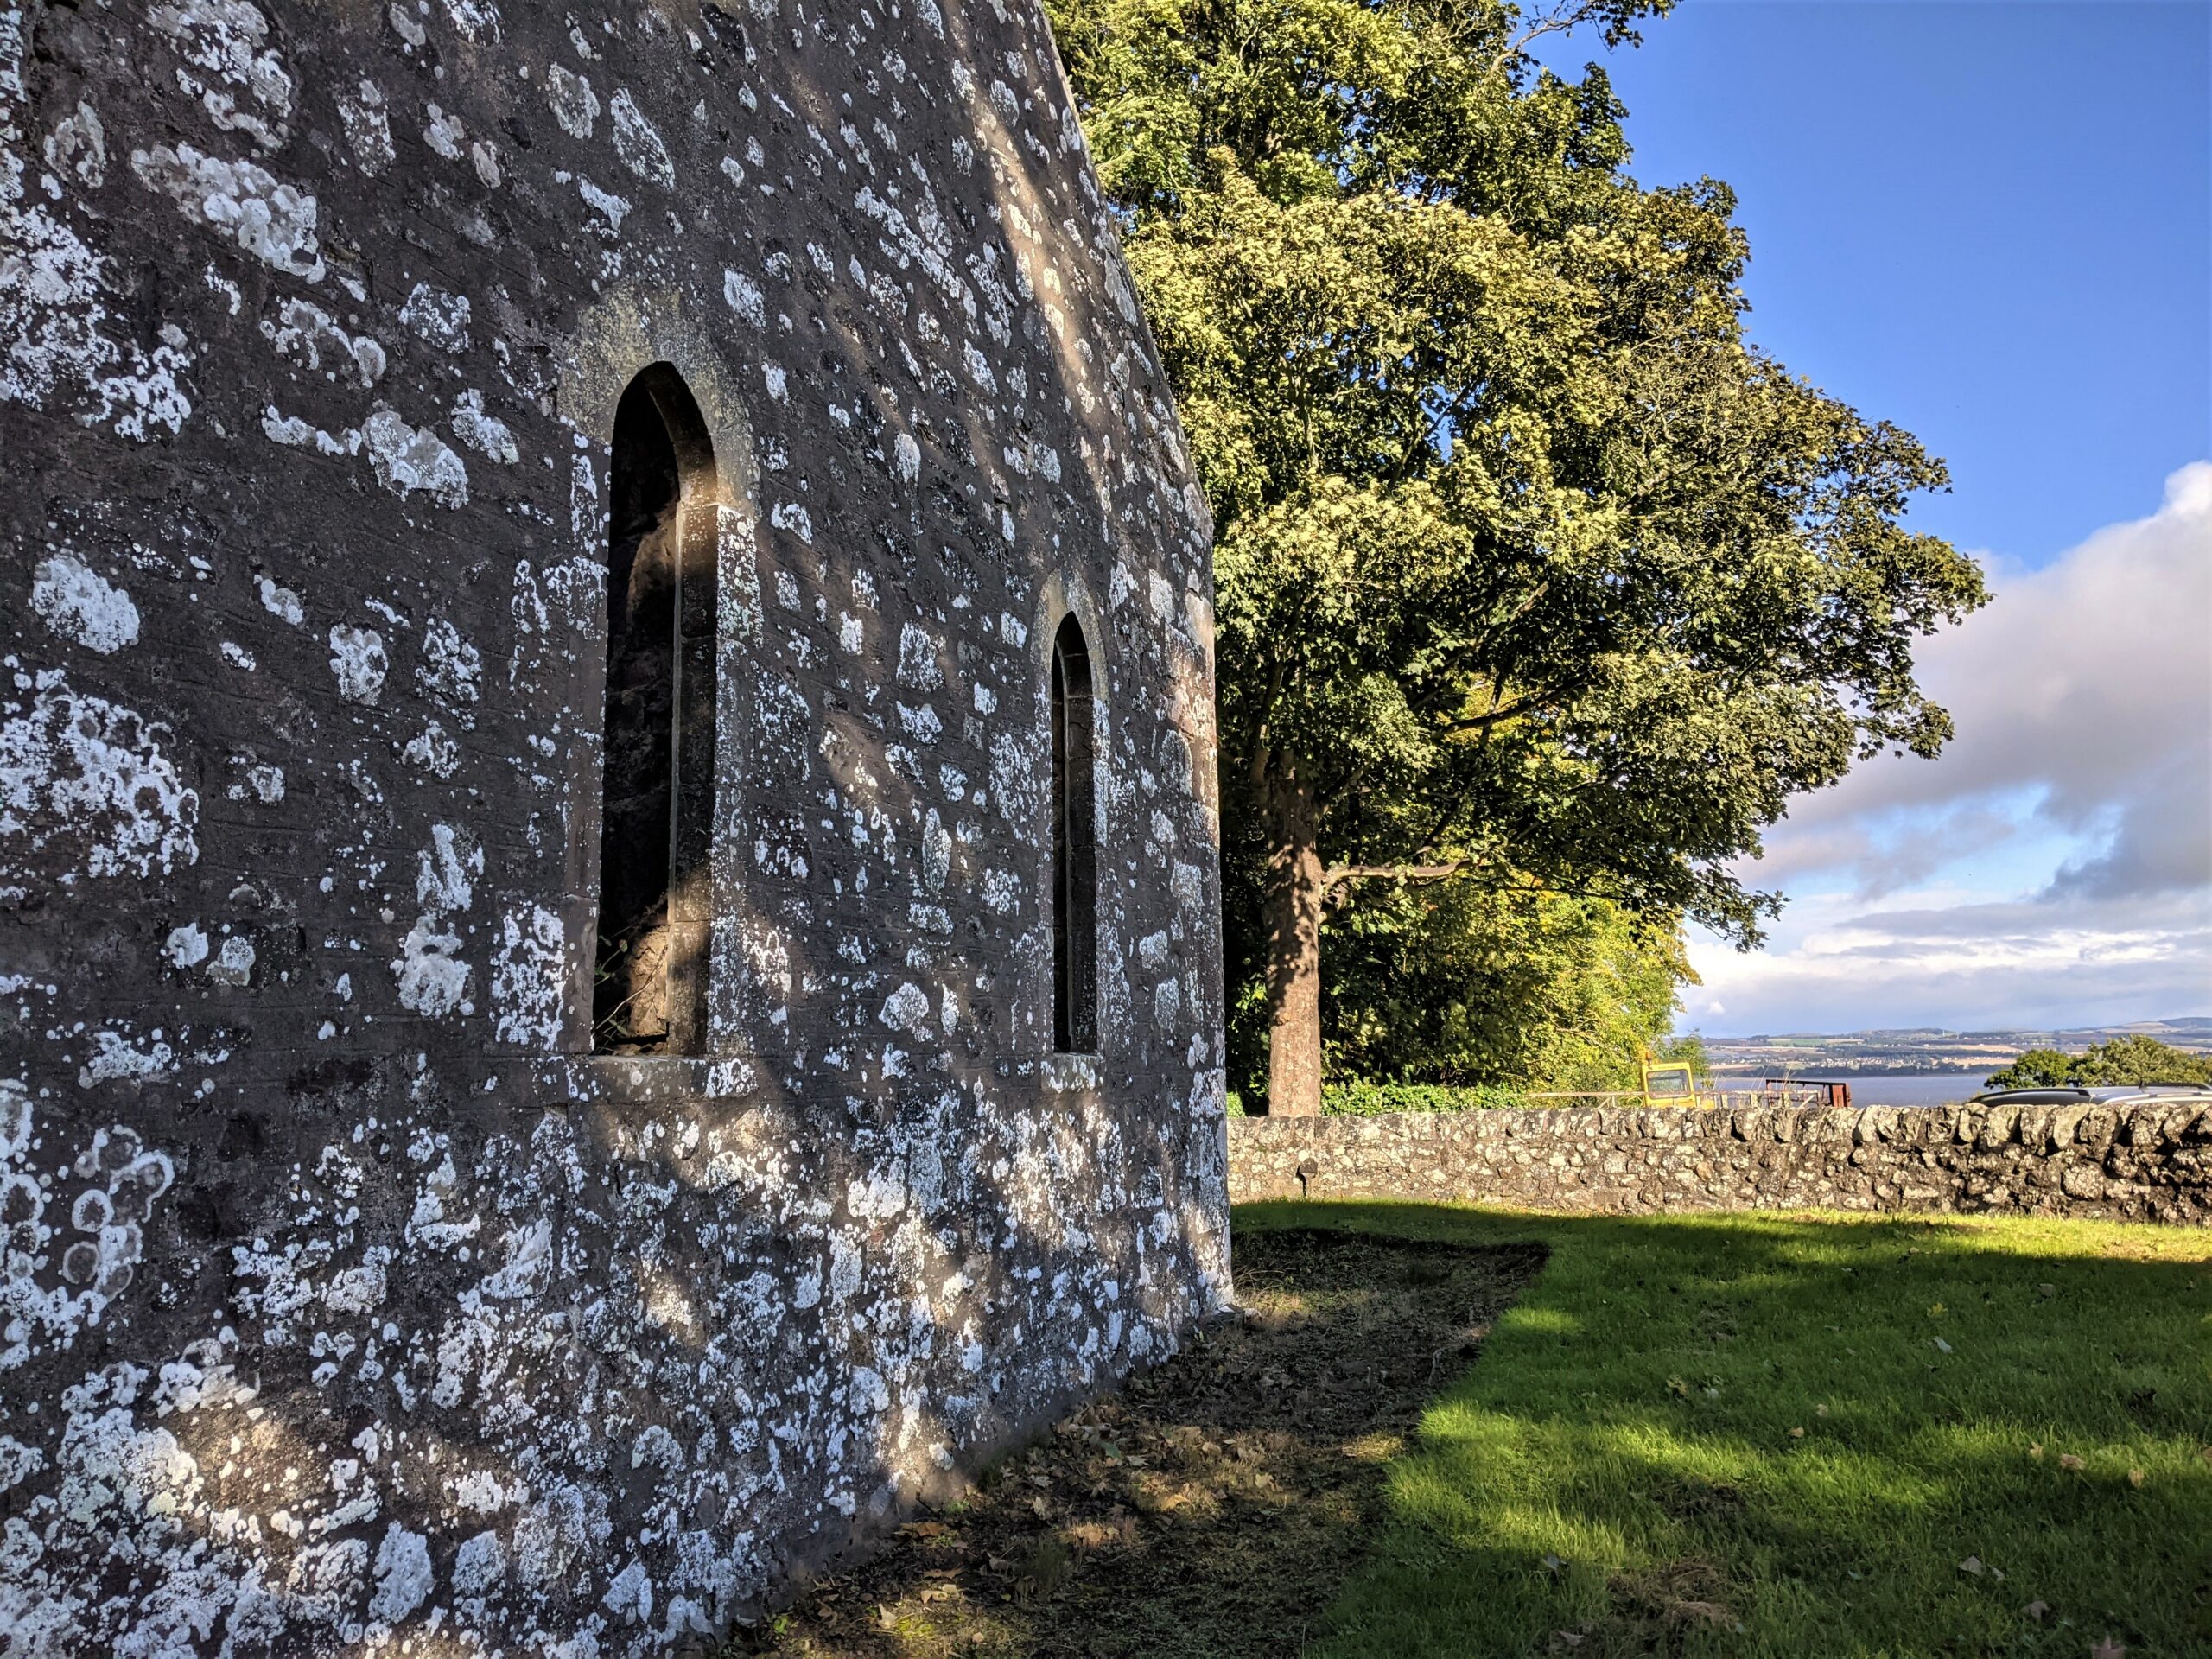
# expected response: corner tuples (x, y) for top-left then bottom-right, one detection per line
(0, 0), (1230, 1649)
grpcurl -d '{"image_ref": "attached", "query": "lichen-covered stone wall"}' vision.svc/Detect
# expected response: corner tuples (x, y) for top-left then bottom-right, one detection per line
(1230, 1104), (2211, 1224)
(1, 1), (1230, 1650)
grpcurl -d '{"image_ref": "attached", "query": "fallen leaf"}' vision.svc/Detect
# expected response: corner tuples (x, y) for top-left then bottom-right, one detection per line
(2060, 1453), (2086, 1471)
(1541, 1553), (1565, 1576)
(2091, 1638), (2126, 1658)
(2038, 1282), (2056, 1297)
(2127, 1467), (2145, 1489)
(1552, 1633), (1585, 1649)
(1933, 1337), (1954, 1355)
(2024, 1599), (2049, 1621)
(1928, 1303), (1946, 1319)
(1789, 1427), (1806, 1440)
(1815, 1403), (1829, 1418)
(1959, 1555), (1986, 1577)
(2029, 1441), (2044, 1459)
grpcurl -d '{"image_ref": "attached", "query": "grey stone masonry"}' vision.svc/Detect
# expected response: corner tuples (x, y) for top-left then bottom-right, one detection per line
(0, 1), (1230, 1653)
(1230, 1104), (2211, 1225)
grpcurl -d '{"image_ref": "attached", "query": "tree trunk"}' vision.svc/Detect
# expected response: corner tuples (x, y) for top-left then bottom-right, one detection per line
(1261, 760), (1325, 1116)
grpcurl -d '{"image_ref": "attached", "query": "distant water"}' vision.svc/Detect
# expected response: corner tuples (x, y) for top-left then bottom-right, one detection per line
(1712, 1072), (1986, 1108)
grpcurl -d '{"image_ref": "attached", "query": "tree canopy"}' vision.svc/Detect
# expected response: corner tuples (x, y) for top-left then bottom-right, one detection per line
(1047, 0), (1989, 1109)
(1984, 1037), (2212, 1090)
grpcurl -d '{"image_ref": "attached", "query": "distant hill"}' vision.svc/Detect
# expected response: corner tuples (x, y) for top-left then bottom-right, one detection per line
(1699, 1018), (2212, 1076)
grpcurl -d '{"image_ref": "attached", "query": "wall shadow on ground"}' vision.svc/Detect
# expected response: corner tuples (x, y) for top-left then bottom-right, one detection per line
(715, 1227), (1546, 1658)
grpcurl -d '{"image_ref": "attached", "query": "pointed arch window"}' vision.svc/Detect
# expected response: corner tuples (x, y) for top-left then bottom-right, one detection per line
(594, 365), (718, 1054)
(1050, 614), (1098, 1054)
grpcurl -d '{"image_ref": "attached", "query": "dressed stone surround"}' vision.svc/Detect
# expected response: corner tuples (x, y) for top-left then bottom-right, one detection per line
(1230, 1104), (2212, 1224)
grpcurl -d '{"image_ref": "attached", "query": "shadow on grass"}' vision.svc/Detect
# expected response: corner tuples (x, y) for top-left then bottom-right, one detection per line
(1243, 1202), (2212, 1659)
(721, 1228), (1546, 1658)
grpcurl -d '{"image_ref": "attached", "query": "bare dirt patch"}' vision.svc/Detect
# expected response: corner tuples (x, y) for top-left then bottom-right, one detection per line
(723, 1228), (1546, 1658)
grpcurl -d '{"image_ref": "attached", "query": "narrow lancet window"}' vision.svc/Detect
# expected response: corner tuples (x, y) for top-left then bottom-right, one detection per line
(594, 366), (718, 1053)
(1051, 614), (1098, 1053)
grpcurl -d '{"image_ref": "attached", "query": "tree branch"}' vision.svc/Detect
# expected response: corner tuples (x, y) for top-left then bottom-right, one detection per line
(1325, 860), (1468, 890)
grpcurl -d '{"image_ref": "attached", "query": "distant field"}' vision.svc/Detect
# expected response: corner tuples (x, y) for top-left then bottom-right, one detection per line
(1702, 1019), (2212, 1082)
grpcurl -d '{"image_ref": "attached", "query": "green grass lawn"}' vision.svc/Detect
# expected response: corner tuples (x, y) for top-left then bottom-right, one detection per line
(1236, 1201), (2212, 1659)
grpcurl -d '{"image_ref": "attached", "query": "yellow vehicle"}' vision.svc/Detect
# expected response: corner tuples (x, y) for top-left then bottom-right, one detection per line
(1639, 1055), (1703, 1108)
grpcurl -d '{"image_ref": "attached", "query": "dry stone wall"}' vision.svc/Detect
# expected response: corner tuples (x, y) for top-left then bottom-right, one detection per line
(0, 1), (1230, 1653)
(1230, 1104), (2212, 1225)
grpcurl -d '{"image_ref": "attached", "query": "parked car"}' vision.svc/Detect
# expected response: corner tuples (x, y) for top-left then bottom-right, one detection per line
(1968, 1083), (2212, 1107)
(2089, 1083), (2212, 1105)
(1968, 1086), (2094, 1105)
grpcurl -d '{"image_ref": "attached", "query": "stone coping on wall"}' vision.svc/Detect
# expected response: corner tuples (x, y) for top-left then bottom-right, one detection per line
(1227, 1103), (2212, 1225)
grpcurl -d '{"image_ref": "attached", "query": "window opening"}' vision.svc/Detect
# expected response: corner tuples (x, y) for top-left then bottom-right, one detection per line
(594, 366), (717, 1052)
(1051, 614), (1098, 1052)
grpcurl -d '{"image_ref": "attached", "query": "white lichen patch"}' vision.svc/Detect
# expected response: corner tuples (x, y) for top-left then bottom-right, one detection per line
(0, 673), (197, 887)
(0, 1097), (175, 1370)
(327, 624), (389, 705)
(723, 268), (766, 327)
(1, 193), (195, 439)
(546, 64), (599, 137)
(262, 296), (385, 385)
(131, 142), (323, 279)
(149, 0), (295, 150)
(257, 575), (305, 625)
(30, 554), (140, 654)
(340, 77), (395, 175)
(43, 99), (105, 188)
(609, 88), (674, 188)
(490, 905), (565, 1047)
(450, 389), (518, 461)
(362, 406), (469, 505)
(162, 922), (209, 969)
(577, 175), (631, 235)
(399, 283), (472, 354)
(416, 823), (481, 915)
(391, 915), (470, 1015)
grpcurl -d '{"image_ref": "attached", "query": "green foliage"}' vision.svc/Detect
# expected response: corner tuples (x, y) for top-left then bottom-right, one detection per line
(1984, 1047), (2080, 1089)
(1320, 1081), (1529, 1115)
(1313, 880), (1692, 1090)
(1048, 0), (1987, 1094)
(1654, 1029), (1710, 1078)
(1241, 1202), (2212, 1657)
(1985, 1035), (2212, 1090)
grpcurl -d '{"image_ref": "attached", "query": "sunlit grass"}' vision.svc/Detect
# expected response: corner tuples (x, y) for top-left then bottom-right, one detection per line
(1237, 1201), (2212, 1657)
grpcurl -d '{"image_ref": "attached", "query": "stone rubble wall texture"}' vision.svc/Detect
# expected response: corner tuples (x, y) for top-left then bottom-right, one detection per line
(1230, 1105), (2212, 1225)
(0, 1), (1232, 1652)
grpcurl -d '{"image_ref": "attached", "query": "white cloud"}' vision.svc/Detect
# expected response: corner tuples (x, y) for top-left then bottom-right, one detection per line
(1689, 462), (2212, 1033)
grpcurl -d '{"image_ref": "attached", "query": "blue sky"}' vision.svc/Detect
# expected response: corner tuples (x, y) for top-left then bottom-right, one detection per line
(1535, 2), (2211, 1035)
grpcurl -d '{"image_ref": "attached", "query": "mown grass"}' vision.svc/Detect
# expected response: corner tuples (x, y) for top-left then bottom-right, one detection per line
(1236, 1201), (2212, 1658)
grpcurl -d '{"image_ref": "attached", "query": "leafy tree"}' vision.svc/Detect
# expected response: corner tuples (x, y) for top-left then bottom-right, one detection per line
(1981, 1048), (2075, 1089)
(1984, 1036), (2212, 1090)
(1310, 877), (1691, 1091)
(1655, 1030), (1709, 1079)
(1049, 0), (1988, 1112)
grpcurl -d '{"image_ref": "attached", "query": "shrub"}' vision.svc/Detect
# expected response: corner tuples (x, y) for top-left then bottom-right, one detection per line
(1320, 1082), (1528, 1116)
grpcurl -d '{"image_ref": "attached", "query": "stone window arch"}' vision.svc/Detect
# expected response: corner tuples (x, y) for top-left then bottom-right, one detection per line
(1050, 612), (1099, 1055)
(594, 363), (719, 1054)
